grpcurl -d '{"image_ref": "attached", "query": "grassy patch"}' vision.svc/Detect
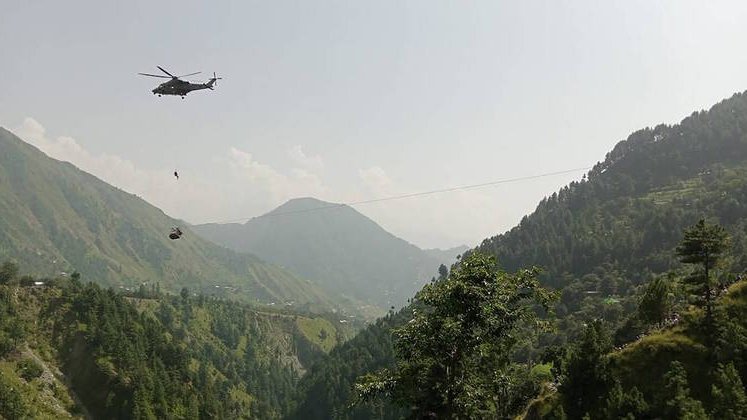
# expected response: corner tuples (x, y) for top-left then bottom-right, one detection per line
(235, 335), (248, 359)
(611, 324), (710, 410)
(645, 178), (704, 205)
(0, 360), (79, 419)
(227, 385), (254, 413)
(295, 317), (337, 353)
(530, 363), (553, 381)
(125, 296), (161, 315)
(521, 383), (562, 419)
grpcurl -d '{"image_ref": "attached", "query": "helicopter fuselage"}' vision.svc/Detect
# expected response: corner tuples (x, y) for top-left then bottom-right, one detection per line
(152, 79), (213, 97)
(140, 67), (220, 98)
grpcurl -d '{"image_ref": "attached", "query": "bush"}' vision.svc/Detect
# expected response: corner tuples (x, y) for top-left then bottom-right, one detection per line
(17, 358), (44, 381)
(0, 332), (14, 357)
(0, 371), (27, 417)
(530, 363), (554, 382)
(18, 276), (35, 287)
(0, 261), (19, 284)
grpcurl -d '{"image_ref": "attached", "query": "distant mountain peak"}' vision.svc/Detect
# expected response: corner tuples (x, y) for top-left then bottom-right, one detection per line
(285, 196), (335, 205)
(270, 197), (344, 212)
(194, 196), (460, 309)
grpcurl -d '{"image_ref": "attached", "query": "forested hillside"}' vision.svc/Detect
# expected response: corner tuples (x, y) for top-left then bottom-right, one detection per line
(524, 271), (747, 419)
(0, 128), (338, 310)
(476, 90), (747, 281)
(289, 308), (408, 420)
(194, 198), (464, 309)
(292, 90), (747, 418)
(0, 263), (354, 419)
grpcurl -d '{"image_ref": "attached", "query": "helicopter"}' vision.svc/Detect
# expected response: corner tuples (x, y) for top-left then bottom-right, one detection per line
(138, 66), (222, 99)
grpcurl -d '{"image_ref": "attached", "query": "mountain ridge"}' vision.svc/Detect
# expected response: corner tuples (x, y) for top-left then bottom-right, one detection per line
(193, 197), (462, 309)
(0, 127), (337, 309)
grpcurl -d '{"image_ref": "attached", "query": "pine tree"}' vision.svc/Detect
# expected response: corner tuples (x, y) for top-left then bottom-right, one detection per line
(132, 384), (157, 420)
(0, 261), (19, 284)
(604, 383), (648, 419)
(710, 363), (747, 420)
(437, 264), (448, 280)
(663, 361), (707, 419)
(676, 219), (729, 335)
(559, 320), (615, 419)
(638, 274), (673, 328)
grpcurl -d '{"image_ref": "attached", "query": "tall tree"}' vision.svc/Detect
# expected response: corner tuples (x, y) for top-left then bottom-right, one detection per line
(437, 264), (449, 280)
(559, 320), (616, 419)
(354, 252), (556, 418)
(603, 383), (648, 420)
(638, 274), (674, 328)
(662, 361), (707, 419)
(676, 219), (729, 331)
(0, 261), (18, 285)
(710, 363), (747, 420)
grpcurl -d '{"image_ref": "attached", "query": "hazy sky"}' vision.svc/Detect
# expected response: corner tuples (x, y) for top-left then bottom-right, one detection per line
(2, 1), (747, 249)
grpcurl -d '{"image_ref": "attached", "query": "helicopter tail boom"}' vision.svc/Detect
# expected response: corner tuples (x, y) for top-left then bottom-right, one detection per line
(206, 72), (222, 89)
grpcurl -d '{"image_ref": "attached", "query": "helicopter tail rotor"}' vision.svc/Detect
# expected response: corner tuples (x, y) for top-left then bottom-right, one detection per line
(207, 72), (223, 89)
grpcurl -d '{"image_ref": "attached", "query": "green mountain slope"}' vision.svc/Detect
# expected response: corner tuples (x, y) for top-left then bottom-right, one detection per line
(291, 90), (747, 418)
(193, 198), (463, 309)
(0, 267), (356, 419)
(0, 127), (335, 309)
(476, 91), (747, 280)
(523, 278), (747, 419)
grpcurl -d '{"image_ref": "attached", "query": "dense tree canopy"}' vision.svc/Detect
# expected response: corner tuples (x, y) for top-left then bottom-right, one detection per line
(0, 265), (349, 419)
(355, 252), (556, 418)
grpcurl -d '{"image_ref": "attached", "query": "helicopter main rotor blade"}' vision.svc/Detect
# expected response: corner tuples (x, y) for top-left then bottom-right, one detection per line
(157, 66), (176, 78)
(138, 72), (171, 78)
(178, 71), (201, 78)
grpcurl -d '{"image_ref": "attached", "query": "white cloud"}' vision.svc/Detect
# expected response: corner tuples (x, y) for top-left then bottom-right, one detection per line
(358, 165), (393, 192)
(290, 167), (325, 190)
(14, 118), (237, 223)
(228, 146), (328, 202)
(14, 119), (337, 225)
(15, 117), (46, 144)
(229, 147), (286, 185)
(12, 117), (524, 249)
(288, 145), (324, 172)
(17, 117), (159, 195)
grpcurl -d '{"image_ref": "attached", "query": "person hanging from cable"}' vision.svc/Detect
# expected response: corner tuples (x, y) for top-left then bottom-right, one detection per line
(169, 227), (183, 240)
(174, 170), (179, 180)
